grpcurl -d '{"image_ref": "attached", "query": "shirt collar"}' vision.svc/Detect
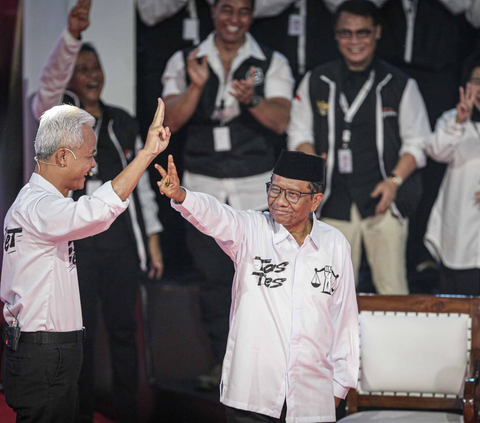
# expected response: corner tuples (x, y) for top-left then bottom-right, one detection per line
(197, 31), (267, 62)
(29, 173), (65, 198)
(272, 212), (321, 249)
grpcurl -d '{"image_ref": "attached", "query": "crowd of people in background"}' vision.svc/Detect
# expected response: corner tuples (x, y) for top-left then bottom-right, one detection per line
(2, 0), (480, 421)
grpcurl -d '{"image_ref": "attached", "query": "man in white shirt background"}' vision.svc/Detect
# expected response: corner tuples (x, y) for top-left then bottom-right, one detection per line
(155, 150), (359, 423)
(1, 100), (170, 422)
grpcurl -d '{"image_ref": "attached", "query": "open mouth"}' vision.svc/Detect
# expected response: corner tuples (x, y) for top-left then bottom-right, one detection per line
(225, 25), (240, 34)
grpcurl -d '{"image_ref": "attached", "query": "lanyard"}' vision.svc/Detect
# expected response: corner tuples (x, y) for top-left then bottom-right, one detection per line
(339, 69), (375, 146)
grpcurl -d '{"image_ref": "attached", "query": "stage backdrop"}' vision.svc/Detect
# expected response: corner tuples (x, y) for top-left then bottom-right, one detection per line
(23, 0), (136, 179)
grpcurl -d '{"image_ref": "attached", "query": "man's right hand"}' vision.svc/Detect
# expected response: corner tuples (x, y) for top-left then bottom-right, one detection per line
(156, 155), (186, 203)
(68, 0), (91, 39)
(456, 83), (475, 124)
(187, 48), (209, 89)
(144, 98), (171, 158)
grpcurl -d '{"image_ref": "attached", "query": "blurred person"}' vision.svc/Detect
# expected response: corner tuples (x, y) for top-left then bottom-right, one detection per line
(157, 150), (359, 423)
(424, 56), (480, 295)
(287, 0), (431, 294)
(1, 101), (170, 423)
(31, 1), (164, 421)
(162, 0), (294, 390)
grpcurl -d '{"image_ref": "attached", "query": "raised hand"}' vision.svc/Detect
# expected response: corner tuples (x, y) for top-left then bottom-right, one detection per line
(230, 66), (255, 105)
(69, 0), (91, 39)
(187, 48), (209, 89)
(155, 155), (185, 203)
(144, 98), (171, 157)
(456, 83), (475, 124)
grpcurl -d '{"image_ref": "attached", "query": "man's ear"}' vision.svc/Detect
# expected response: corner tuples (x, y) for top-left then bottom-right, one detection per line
(55, 148), (68, 168)
(375, 24), (382, 40)
(311, 193), (324, 212)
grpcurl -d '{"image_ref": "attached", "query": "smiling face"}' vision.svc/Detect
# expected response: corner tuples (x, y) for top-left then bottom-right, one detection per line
(335, 12), (381, 71)
(268, 174), (323, 233)
(67, 51), (104, 107)
(212, 0), (253, 48)
(64, 125), (97, 192)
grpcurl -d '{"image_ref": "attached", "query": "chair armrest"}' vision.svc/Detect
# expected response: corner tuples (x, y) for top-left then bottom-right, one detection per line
(464, 354), (480, 423)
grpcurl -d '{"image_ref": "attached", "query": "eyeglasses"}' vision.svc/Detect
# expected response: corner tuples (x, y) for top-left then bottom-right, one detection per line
(266, 182), (314, 204)
(336, 28), (375, 40)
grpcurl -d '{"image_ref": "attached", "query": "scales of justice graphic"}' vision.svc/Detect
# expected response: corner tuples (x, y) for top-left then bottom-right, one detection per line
(311, 266), (339, 294)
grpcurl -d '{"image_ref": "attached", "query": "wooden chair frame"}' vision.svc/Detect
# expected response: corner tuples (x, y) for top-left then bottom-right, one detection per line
(346, 294), (480, 423)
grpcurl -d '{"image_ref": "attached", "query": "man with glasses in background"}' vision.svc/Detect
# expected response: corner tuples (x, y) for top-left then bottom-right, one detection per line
(287, 0), (431, 296)
(156, 149), (359, 423)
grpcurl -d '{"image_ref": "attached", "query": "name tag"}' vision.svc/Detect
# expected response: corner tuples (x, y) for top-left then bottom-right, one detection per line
(338, 149), (353, 174)
(183, 18), (199, 41)
(288, 14), (303, 36)
(213, 126), (232, 152)
(86, 179), (103, 196)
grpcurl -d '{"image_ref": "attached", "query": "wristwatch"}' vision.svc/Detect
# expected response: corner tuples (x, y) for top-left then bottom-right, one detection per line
(247, 95), (262, 108)
(388, 174), (403, 187)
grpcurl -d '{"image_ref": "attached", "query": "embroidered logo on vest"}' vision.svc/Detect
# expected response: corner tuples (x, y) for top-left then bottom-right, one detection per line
(316, 100), (329, 116)
(245, 67), (265, 86)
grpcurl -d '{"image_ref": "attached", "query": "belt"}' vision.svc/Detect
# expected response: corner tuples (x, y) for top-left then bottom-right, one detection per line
(3, 323), (85, 344)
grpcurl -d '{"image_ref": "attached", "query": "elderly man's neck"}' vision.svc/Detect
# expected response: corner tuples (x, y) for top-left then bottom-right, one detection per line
(287, 217), (313, 247)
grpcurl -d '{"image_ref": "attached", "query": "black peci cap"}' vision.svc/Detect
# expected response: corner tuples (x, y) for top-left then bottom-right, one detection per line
(273, 150), (325, 184)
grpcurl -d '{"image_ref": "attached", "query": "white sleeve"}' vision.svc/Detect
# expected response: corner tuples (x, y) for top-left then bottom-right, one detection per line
(171, 189), (249, 261)
(32, 29), (82, 121)
(466, 0), (480, 27)
(161, 50), (188, 97)
(134, 136), (163, 235)
(329, 238), (360, 399)
(136, 0), (189, 26)
(437, 0), (469, 15)
(253, 0), (296, 18)
(323, 0), (389, 13)
(398, 78), (431, 169)
(23, 182), (129, 244)
(264, 52), (295, 101)
(425, 109), (466, 163)
(286, 72), (315, 151)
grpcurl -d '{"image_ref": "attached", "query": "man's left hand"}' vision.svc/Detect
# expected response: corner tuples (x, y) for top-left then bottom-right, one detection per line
(230, 66), (255, 105)
(371, 179), (398, 215)
(148, 233), (164, 280)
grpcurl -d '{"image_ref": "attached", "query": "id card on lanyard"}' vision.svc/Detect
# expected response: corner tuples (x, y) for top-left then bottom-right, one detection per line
(338, 70), (375, 174)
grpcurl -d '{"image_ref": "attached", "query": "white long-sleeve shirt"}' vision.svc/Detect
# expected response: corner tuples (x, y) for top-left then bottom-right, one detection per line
(172, 189), (359, 423)
(424, 109), (480, 269)
(1, 174), (128, 332)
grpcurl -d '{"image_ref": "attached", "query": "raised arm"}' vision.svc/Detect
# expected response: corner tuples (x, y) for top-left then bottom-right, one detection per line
(163, 49), (209, 133)
(32, 0), (91, 119)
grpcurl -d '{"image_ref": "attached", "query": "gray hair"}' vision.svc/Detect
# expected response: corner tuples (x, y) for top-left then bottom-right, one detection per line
(35, 104), (95, 160)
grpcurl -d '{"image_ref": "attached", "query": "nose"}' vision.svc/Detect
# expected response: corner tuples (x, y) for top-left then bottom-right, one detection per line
(275, 189), (289, 207)
(230, 11), (239, 23)
(92, 157), (97, 168)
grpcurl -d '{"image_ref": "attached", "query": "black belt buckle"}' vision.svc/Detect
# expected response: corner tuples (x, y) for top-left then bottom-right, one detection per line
(5, 326), (21, 351)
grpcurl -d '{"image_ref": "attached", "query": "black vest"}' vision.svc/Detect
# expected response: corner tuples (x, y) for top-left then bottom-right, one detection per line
(181, 42), (278, 178)
(308, 59), (423, 218)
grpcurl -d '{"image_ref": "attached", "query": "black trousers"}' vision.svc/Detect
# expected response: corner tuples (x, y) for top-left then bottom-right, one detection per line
(1, 340), (83, 422)
(226, 403), (287, 423)
(440, 263), (480, 295)
(75, 248), (139, 423)
(186, 224), (235, 363)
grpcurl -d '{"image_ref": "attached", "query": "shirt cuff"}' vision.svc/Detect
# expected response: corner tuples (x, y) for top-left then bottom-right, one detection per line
(92, 181), (129, 215)
(63, 28), (83, 48)
(333, 380), (350, 400)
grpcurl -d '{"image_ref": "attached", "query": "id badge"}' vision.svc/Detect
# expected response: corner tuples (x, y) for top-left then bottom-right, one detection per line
(338, 149), (353, 174)
(213, 126), (232, 152)
(183, 18), (199, 41)
(86, 179), (103, 196)
(288, 14), (303, 36)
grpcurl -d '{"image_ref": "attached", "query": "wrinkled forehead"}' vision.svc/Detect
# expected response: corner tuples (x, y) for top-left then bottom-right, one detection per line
(271, 174), (311, 191)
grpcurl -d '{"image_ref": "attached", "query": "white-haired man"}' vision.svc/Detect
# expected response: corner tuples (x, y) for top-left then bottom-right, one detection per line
(1, 100), (170, 422)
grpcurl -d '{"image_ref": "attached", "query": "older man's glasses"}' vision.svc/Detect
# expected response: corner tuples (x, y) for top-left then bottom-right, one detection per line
(336, 28), (375, 40)
(266, 183), (314, 204)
